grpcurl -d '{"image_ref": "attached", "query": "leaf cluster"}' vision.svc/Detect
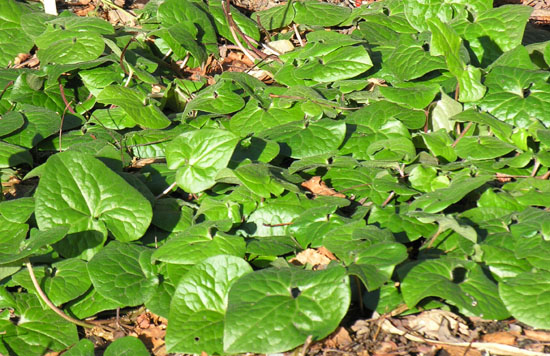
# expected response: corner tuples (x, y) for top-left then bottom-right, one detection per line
(2, 0), (550, 354)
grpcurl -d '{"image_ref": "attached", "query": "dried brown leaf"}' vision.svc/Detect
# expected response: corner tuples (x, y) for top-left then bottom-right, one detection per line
(301, 176), (346, 198)
(482, 331), (517, 346)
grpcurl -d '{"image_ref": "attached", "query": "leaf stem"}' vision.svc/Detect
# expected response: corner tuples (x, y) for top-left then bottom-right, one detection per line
(25, 260), (96, 329)
(268, 94), (359, 110)
(222, 0), (259, 63)
(451, 122), (472, 148)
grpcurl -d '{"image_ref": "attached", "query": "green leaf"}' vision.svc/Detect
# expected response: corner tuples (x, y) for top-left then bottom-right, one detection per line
(13, 257), (90, 305)
(431, 91), (462, 132)
(35, 152), (153, 247)
(184, 80), (245, 115)
(453, 5), (532, 66)
(230, 100), (304, 137)
(0, 111), (25, 136)
(47, 16), (115, 35)
(401, 258), (509, 319)
(87, 241), (159, 306)
(231, 136), (280, 163)
(293, 1), (351, 26)
(166, 128), (239, 193)
(157, 0), (218, 54)
(166, 255), (252, 354)
(153, 24), (207, 63)
(409, 175), (490, 213)
(38, 34), (105, 65)
(0, 220), (29, 265)
(96, 86), (171, 129)
(224, 266), (350, 354)
(234, 163), (285, 198)
(0, 1), (34, 66)
(2, 105), (77, 148)
(14, 293), (79, 351)
(408, 165), (450, 192)
(8, 72), (68, 113)
(428, 18), (486, 102)
(455, 136), (516, 160)
(63, 339), (95, 356)
(260, 119), (346, 159)
(403, 0), (455, 31)
(0, 197), (34, 223)
(66, 287), (120, 319)
(254, 3), (295, 30)
(383, 35), (446, 82)
(422, 128), (459, 161)
(0, 141), (32, 168)
(152, 198), (194, 232)
(407, 211), (477, 243)
(479, 66), (550, 128)
(288, 205), (340, 247)
(208, 0), (260, 43)
(295, 46), (372, 83)
(347, 243), (408, 291)
(152, 230), (245, 264)
(104, 336), (150, 356)
(379, 84), (439, 109)
(499, 271), (550, 329)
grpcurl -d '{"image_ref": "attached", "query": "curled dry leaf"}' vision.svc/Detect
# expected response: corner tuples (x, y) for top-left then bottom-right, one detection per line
(290, 248), (332, 268)
(301, 176), (346, 198)
(323, 326), (353, 348)
(403, 310), (470, 342)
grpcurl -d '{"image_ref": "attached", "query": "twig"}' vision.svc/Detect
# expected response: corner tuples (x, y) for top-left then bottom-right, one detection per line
(268, 94), (359, 110)
(451, 122), (472, 148)
(179, 53), (190, 70)
(221, 0), (259, 63)
(58, 83), (76, 114)
(155, 181), (178, 199)
(256, 15), (272, 42)
(293, 24), (304, 47)
(353, 275), (364, 315)
(426, 225), (443, 248)
(263, 222), (294, 227)
(123, 67), (133, 87)
(381, 191), (395, 207)
(25, 260), (96, 329)
(299, 335), (313, 356)
(222, 0), (274, 61)
(120, 37), (136, 76)
(531, 158), (541, 177)
(58, 99), (73, 152)
(0, 80), (14, 101)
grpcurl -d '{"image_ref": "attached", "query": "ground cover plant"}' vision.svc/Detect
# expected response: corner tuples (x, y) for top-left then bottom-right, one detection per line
(1, 0), (550, 354)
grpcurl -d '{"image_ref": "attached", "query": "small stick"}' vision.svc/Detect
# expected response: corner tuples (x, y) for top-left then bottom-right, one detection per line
(26, 261), (96, 329)
(381, 191), (395, 207)
(263, 222), (294, 227)
(451, 122), (472, 148)
(256, 15), (272, 42)
(0, 80), (13, 101)
(268, 94), (359, 110)
(293, 24), (304, 47)
(120, 37), (136, 76)
(531, 159), (541, 177)
(58, 83), (76, 114)
(58, 99), (73, 152)
(155, 181), (178, 199)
